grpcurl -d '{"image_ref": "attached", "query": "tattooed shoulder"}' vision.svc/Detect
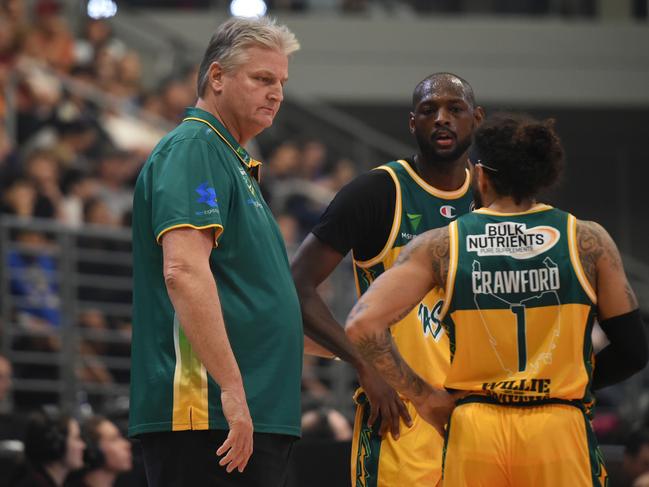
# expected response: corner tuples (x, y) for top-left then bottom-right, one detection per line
(576, 220), (624, 292)
(428, 227), (450, 290)
(576, 220), (602, 288)
(393, 226), (450, 288)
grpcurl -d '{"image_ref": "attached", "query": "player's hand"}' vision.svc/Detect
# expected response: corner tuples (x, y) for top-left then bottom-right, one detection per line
(217, 388), (254, 473)
(411, 386), (461, 437)
(358, 364), (412, 440)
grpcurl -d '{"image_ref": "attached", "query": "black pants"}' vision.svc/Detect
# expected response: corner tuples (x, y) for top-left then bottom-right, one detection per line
(140, 429), (295, 487)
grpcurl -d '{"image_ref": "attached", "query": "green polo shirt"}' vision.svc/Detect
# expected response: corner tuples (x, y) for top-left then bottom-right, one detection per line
(129, 107), (303, 438)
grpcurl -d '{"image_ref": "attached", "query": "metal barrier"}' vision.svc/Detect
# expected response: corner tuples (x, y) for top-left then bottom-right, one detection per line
(0, 215), (358, 419)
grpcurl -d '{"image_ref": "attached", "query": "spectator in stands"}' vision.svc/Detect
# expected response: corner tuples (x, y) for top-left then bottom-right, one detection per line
(95, 150), (135, 223)
(65, 416), (132, 487)
(300, 138), (327, 181)
(24, 149), (63, 219)
(1, 178), (37, 217)
(60, 171), (100, 227)
(157, 76), (195, 123)
(74, 19), (125, 72)
(22, 0), (74, 73)
(14, 410), (85, 487)
(8, 229), (61, 329)
(322, 157), (357, 192)
(616, 431), (649, 487)
(0, 354), (11, 407)
(76, 310), (114, 387)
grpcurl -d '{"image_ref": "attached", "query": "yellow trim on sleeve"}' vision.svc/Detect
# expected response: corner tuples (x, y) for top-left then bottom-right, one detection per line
(354, 166), (402, 268)
(567, 215), (597, 304)
(473, 203), (553, 216)
(396, 160), (471, 200)
(439, 221), (459, 320)
(156, 223), (224, 248)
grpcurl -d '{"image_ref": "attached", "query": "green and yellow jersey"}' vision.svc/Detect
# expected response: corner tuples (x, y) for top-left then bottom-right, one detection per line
(129, 107), (302, 438)
(353, 159), (473, 389)
(442, 204), (597, 405)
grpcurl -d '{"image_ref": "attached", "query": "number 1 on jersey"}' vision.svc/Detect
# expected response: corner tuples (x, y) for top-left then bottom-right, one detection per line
(510, 304), (527, 372)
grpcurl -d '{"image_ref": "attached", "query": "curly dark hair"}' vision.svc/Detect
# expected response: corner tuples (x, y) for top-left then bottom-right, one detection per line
(473, 113), (564, 203)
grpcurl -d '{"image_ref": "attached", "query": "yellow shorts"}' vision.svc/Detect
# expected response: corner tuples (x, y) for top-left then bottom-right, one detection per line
(350, 392), (444, 487)
(443, 400), (608, 487)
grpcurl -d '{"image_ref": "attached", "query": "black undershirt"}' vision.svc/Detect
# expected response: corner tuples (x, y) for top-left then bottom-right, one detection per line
(311, 157), (416, 262)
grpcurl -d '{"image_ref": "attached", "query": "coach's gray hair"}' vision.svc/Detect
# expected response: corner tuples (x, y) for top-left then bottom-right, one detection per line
(196, 17), (300, 98)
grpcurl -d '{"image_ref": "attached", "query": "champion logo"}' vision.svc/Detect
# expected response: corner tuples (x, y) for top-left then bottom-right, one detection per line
(440, 205), (456, 219)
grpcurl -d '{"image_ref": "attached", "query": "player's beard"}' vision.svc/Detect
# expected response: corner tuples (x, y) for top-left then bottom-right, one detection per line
(416, 131), (473, 166)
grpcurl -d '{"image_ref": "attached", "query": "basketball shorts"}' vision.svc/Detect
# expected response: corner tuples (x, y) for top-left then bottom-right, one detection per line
(350, 392), (444, 487)
(443, 400), (608, 487)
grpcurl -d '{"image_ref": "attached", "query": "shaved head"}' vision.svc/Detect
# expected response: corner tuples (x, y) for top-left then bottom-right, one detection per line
(412, 72), (476, 109)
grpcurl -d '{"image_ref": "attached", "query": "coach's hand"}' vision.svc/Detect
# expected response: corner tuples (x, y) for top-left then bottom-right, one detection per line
(411, 386), (459, 437)
(359, 364), (412, 440)
(217, 388), (254, 473)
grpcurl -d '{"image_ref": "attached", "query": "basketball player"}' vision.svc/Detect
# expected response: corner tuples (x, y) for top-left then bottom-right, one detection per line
(345, 113), (648, 486)
(291, 73), (484, 486)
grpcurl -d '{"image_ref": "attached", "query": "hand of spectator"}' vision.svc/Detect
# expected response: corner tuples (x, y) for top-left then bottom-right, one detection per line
(358, 364), (412, 440)
(217, 388), (254, 473)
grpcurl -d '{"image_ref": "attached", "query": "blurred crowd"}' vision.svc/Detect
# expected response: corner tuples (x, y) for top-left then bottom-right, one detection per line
(1, 1), (646, 485)
(0, 0), (357, 468)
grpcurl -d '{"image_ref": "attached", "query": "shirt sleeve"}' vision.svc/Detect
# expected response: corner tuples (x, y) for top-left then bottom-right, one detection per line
(311, 169), (396, 261)
(152, 138), (231, 246)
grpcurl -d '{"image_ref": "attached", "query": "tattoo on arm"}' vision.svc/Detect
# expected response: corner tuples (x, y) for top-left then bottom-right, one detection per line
(394, 227), (450, 290)
(625, 282), (639, 309)
(347, 302), (368, 323)
(386, 301), (421, 327)
(577, 221), (603, 291)
(429, 227), (450, 289)
(355, 330), (428, 399)
(577, 220), (638, 308)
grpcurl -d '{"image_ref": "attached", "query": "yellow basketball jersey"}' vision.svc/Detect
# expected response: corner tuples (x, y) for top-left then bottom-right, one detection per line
(441, 205), (597, 405)
(353, 159), (473, 388)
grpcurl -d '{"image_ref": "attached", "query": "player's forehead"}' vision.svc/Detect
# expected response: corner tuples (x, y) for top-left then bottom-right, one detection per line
(416, 78), (470, 106)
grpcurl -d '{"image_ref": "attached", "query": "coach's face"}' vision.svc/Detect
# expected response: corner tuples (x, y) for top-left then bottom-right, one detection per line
(219, 46), (288, 140)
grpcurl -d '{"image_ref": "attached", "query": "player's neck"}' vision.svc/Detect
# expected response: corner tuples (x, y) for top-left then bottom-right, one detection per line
(485, 196), (537, 214)
(413, 154), (467, 192)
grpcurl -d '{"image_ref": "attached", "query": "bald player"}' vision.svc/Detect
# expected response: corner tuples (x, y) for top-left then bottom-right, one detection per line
(292, 73), (484, 486)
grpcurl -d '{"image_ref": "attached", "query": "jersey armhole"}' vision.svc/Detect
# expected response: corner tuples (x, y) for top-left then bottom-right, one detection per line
(567, 214), (598, 304)
(353, 166), (402, 269)
(157, 223), (224, 248)
(439, 220), (459, 320)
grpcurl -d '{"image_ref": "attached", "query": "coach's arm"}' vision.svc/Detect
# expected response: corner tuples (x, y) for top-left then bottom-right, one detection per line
(162, 227), (253, 473)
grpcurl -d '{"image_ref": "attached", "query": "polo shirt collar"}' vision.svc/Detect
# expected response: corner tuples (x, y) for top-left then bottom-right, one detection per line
(183, 107), (262, 182)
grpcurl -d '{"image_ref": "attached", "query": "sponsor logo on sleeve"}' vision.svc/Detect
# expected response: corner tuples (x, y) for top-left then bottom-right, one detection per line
(195, 182), (219, 215)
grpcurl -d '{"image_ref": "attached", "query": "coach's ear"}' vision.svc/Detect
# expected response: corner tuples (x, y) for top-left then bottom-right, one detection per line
(207, 62), (226, 95)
